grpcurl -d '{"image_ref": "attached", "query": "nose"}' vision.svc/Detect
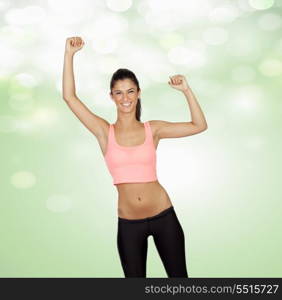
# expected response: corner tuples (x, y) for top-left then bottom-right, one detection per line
(122, 96), (130, 101)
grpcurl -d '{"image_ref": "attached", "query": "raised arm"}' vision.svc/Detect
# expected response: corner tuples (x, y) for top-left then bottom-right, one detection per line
(151, 74), (208, 140)
(62, 37), (109, 138)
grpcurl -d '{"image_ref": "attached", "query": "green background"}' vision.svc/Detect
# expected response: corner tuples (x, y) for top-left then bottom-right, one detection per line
(1, 0), (281, 277)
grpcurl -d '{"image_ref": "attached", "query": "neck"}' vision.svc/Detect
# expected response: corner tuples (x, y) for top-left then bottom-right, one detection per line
(115, 115), (141, 128)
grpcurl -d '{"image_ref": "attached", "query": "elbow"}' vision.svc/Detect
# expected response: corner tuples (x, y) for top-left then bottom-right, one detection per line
(193, 122), (208, 131)
(201, 121), (208, 131)
(198, 124), (208, 132)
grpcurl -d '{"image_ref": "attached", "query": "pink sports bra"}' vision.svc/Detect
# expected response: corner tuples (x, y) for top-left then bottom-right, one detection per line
(103, 121), (158, 185)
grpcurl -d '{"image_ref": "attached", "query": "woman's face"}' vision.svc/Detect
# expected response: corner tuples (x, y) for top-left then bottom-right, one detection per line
(110, 79), (141, 111)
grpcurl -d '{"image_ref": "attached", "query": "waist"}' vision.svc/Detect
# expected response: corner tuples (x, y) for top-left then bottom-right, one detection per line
(118, 205), (175, 223)
(116, 181), (172, 219)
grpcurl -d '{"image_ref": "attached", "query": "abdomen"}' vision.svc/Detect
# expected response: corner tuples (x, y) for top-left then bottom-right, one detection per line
(116, 180), (172, 219)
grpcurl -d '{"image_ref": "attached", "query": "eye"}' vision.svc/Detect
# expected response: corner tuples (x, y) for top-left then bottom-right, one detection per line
(115, 90), (134, 94)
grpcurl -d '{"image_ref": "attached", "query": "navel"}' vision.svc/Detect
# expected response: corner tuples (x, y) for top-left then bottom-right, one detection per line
(137, 196), (142, 202)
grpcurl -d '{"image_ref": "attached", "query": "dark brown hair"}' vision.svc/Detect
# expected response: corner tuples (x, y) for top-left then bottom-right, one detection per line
(110, 68), (142, 121)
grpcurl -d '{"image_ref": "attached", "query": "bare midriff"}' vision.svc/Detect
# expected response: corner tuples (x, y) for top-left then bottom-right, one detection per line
(115, 180), (173, 219)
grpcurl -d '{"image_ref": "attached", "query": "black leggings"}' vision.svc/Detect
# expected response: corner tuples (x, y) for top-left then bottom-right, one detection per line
(117, 206), (188, 277)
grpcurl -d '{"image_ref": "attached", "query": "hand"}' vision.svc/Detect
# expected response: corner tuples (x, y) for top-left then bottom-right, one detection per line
(65, 37), (85, 55)
(168, 74), (189, 92)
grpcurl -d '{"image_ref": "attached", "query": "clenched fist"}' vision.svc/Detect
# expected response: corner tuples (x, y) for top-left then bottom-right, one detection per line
(168, 74), (189, 92)
(65, 37), (85, 55)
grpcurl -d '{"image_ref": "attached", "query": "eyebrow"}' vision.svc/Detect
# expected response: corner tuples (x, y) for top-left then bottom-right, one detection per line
(114, 88), (135, 92)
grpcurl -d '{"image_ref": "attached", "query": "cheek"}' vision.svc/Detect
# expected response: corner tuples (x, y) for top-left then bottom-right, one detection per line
(115, 96), (122, 101)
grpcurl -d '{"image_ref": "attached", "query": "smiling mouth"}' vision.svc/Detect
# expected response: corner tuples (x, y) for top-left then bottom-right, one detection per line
(121, 102), (132, 107)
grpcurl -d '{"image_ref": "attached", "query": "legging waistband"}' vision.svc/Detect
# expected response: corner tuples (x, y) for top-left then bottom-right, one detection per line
(118, 206), (175, 223)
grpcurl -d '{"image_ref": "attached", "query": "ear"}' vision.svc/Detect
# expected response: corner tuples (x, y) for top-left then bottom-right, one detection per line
(138, 89), (141, 98)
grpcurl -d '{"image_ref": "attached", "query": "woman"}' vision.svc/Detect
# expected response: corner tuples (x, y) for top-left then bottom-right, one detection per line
(62, 37), (208, 278)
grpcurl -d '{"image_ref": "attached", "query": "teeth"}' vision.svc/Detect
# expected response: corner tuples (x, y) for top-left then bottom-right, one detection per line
(121, 102), (131, 107)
